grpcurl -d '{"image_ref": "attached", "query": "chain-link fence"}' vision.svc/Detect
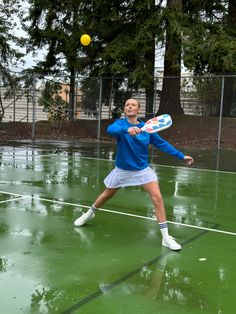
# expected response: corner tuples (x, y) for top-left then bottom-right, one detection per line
(0, 74), (236, 151)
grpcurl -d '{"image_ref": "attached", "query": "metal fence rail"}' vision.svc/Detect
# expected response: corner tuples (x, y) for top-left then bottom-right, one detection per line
(0, 74), (236, 151)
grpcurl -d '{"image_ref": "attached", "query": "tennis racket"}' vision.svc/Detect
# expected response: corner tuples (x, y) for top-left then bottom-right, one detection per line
(140, 114), (172, 133)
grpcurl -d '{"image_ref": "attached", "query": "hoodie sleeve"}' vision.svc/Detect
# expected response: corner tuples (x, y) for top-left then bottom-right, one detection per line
(106, 119), (129, 138)
(150, 133), (185, 159)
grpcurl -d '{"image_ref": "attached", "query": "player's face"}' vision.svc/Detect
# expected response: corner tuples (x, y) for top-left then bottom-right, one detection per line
(124, 99), (140, 117)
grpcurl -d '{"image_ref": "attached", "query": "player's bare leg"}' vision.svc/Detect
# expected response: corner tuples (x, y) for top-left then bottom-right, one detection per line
(93, 188), (119, 208)
(74, 188), (119, 227)
(143, 181), (181, 250)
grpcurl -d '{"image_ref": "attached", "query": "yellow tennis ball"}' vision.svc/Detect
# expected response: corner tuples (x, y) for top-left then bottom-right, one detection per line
(80, 34), (91, 46)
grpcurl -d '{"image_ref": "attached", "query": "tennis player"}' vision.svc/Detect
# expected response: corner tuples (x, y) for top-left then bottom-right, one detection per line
(74, 98), (194, 250)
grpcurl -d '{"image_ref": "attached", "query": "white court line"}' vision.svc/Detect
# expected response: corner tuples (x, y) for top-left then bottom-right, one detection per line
(156, 163), (236, 175)
(0, 196), (27, 204)
(30, 153), (58, 158)
(93, 207), (236, 236)
(77, 156), (236, 175)
(0, 153), (58, 159)
(1, 153), (235, 175)
(0, 189), (236, 237)
(69, 155), (236, 175)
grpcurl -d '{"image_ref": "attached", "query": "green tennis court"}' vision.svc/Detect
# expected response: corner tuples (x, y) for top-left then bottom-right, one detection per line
(0, 142), (235, 314)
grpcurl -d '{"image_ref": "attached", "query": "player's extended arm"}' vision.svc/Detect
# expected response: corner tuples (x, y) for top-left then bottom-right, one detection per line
(150, 133), (185, 159)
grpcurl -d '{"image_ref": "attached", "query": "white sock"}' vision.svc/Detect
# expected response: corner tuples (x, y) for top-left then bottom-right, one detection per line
(87, 204), (98, 215)
(159, 221), (169, 239)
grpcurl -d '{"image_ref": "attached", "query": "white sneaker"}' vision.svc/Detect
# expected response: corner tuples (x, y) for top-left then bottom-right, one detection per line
(162, 236), (182, 251)
(74, 212), (95, 227)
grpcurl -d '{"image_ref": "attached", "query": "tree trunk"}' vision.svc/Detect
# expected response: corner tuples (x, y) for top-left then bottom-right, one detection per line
(0, 91), (5, 122)
(222, 76), (235, 116)
(222, 0), (236, 116)
(145, 37), (155, 119)
(158, 0), (184, 115)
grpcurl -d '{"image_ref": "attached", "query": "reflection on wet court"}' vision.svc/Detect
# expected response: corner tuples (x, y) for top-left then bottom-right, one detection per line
(0, 143), (236, 314)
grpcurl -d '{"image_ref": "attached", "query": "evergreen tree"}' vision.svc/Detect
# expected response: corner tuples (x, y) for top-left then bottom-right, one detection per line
(22, 0), (236, 117)
(23, 1), (163, 117)
(183, 0), (236, 116)
(23, 0), (90, 120)
(0, 0), (25, 121)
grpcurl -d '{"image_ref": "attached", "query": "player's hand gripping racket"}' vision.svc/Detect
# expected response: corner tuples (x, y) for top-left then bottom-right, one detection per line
(140, 114), (172, 133)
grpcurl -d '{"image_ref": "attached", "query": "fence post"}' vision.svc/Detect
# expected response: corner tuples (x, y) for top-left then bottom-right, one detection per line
(150, 77), (158, 162)
(98, 77), (103, 141)
(13, 87), (16, 122)
(153, 77), (157, 117)
(32, 73), (36, 141)
(217, 76), (224, 150)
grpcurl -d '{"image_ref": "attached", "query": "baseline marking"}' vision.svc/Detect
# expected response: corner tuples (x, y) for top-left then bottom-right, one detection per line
(1, 153), (235, 174)
(0, 153), (58, 159)
(0, 190), (235, 237)
(0, 196), (27, 204)
(78, 156), (236, 175)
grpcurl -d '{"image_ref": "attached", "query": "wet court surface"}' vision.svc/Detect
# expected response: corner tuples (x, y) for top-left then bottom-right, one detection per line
(0, 143), (235, 313)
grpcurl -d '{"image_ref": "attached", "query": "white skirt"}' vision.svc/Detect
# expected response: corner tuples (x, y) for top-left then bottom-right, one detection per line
(104, 166), (158, 188)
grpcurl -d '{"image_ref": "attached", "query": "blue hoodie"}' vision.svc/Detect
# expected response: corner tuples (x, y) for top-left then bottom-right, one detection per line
(107, 117), (184, 170)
